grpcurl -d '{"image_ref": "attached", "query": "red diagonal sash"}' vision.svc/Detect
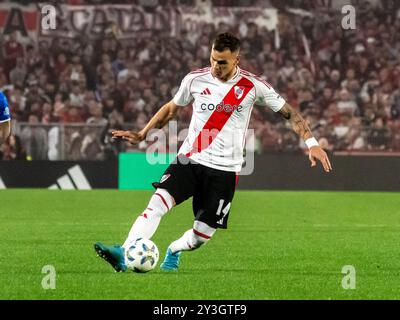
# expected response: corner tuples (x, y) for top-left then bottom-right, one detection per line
(186, 77), (254, 157)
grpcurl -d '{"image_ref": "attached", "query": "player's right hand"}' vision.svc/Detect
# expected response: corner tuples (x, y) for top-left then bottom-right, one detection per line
(111, 130), (144, 145)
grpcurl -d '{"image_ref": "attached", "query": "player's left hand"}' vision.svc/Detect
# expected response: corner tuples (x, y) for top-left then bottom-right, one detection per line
(309, 146), (332, 173)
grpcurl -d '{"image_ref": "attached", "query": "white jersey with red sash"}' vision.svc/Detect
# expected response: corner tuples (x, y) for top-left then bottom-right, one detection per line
(173, 67), (286, 172)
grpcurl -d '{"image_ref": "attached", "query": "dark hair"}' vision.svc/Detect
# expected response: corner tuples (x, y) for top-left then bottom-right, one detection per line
(213, 33), (241, 52)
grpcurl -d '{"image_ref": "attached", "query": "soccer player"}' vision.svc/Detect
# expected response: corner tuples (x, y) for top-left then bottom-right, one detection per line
(0, 91), (11, 144)
(94, 33), (332, 272)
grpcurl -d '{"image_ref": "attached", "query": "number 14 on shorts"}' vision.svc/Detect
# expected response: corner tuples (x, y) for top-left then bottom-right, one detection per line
(216, 200), (231, 225)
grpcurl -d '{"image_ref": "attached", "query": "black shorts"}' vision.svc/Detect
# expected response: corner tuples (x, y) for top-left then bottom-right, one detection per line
(152, 155), (237, 229)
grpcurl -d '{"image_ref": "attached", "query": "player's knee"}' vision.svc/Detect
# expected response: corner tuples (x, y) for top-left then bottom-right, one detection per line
(145, 188), (175, 218)
(190, 221), (216, 249)
(191, 232), (211, 248)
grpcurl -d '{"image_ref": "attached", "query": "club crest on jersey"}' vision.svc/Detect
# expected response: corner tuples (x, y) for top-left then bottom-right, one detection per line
(160, 174), (170, 183)
(234, 86), (245, 99)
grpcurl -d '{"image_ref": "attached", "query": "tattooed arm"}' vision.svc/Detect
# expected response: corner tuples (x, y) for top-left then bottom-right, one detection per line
(112, 100), (179, 145)
(278, 103), (332, 173)
(278, 103), (314, 141)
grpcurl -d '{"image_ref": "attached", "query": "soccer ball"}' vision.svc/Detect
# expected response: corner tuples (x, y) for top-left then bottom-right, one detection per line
(124, 238), (159, 273)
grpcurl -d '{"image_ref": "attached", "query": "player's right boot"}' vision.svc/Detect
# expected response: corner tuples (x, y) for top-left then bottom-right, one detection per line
(160, 248), (181, 271)
(94, 242), (127, 272)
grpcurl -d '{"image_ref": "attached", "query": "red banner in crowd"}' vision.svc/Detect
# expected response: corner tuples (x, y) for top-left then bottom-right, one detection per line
(0, 3), (39, 41)
(38, 4), (180, 39)
(0, 3), (279, 41)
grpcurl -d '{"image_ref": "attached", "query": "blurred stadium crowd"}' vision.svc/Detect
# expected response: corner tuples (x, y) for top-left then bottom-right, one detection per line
(1, 0), (400, 160)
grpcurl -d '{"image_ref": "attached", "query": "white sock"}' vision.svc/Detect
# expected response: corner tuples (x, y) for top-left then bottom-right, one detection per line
(122, 189), (174, 249)
(169, 221), (216, 253)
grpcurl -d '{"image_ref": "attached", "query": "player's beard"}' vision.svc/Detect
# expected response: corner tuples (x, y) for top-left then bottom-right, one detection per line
(212, 67), (236, 81)
(212, 69), (222, 79)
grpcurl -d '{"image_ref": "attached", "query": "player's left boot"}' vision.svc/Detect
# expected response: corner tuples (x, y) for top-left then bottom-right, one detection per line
(160, 248), (181, 271)
(94, 242), (127, 272)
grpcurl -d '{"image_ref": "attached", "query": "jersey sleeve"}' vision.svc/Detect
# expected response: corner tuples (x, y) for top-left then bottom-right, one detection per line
(0, 91), (11, 122)
(173, 74), (194, 106)
(254, 79), (286, 112)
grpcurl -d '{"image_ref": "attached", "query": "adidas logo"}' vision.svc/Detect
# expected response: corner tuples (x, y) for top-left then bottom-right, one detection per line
(49, 165), (92, 190)
(200, 88), (211, 95)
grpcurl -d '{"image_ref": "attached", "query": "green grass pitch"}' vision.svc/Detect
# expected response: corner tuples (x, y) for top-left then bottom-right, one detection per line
(1, 189), (399, 300)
